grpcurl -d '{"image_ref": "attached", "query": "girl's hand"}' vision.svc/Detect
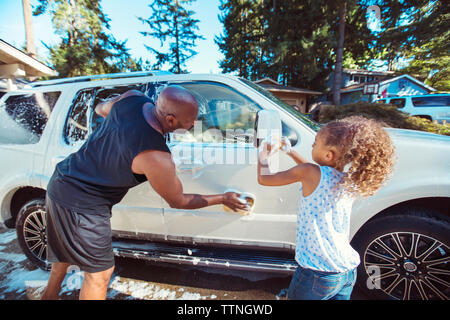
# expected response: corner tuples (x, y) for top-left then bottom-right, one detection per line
(280, 136), (292, 154)
(258, 141), (272, 165)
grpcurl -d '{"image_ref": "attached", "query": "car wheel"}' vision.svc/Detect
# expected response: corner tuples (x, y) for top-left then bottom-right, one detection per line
(15, 198), (51, 271)
(351, 209), (449, 300)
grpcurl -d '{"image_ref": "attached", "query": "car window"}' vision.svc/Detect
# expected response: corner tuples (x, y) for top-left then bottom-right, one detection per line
(412, 96), (450, 107)
(171, 82), (262, 144)
(376, 99), (387, 104)
(65, 84), (147, 145)
(390, 98), (406, 108)
(239, 78), (320, 132)
(0, 91), (60, 144)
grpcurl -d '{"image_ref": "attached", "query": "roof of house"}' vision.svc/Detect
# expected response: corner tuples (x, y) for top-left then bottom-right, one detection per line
(0, 39), (57, 78)
(340, 74), (435, 93)
(343, 68), (395, 76)
(254, 78), (322, 95)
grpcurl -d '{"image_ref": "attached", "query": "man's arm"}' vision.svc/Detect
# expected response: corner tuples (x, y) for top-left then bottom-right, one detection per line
(94, 89), (147, 118)
(132, 150), (248, 211)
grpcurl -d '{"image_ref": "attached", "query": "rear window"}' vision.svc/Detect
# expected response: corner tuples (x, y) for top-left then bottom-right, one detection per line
(412, 96), (450, 107)
(0, 91), (60, 144)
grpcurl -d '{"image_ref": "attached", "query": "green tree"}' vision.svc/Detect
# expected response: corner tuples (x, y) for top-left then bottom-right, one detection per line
(215, 0), (268, 80)
(370, 0), (449, 91)
(399, 35), (449, 91)
(33, 0), (141, 77)
(138, 0), (204, 74)
(216, 0), (374, 93)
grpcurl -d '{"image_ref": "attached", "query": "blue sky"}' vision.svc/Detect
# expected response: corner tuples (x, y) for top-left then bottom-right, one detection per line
(0, 0), (224, 74)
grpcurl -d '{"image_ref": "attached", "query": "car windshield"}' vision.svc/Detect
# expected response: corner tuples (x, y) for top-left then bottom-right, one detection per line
(239, 78), (321, 132)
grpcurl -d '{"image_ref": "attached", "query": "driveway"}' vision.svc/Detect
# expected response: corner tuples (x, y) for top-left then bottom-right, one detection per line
(0, 224), (367, 300)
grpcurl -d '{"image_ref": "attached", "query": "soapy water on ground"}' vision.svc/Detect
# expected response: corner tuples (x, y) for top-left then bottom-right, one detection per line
(0, 225), (293, 300)
(0, 224), (367, 300)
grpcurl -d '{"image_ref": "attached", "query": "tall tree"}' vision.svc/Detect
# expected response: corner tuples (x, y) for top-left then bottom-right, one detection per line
(22, 0), (36, 58)
(138, 0), (204, 74)
(371, 0), (449, 89)
(33, 0), (141, 77)
(332, 1), (347, 105)
(215, 0), (268, 80)
(217, 0), (374, 92)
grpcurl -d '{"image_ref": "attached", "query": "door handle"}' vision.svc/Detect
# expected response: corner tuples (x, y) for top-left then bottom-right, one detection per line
(175, 157), (207, 178)
(176, 163), (206, 173)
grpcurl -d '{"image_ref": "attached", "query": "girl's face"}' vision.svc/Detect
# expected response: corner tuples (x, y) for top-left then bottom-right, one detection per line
(312, 130), (339, 167)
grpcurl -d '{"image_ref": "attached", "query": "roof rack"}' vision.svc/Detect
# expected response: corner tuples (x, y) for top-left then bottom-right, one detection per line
(30, 70), (173, 87)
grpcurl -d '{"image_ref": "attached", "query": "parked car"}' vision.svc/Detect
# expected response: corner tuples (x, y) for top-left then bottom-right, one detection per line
(0, 71), (449, 300)
(376, 94), (450, 123)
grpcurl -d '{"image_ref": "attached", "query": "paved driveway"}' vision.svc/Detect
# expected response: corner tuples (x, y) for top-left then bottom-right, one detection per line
(0, 224), (367, 300)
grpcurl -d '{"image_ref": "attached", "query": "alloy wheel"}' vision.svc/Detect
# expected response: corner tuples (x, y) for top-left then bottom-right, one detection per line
(22, 208), (48, 264)
(364, 232), (449, 300)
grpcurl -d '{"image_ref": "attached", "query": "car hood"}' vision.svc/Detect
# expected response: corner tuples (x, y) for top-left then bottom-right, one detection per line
(385, 128), (450, 177)
(386, 128), (450, 144)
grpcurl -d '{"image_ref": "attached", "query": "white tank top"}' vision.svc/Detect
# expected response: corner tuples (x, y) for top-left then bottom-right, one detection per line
(295, 165), (360, 273)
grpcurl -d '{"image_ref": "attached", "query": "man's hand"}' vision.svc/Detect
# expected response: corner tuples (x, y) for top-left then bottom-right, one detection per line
(222, 192), (249, 213)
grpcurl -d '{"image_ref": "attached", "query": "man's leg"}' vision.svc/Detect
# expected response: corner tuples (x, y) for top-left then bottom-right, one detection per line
(79, 265), (115, 300)
(41, 262), (70, 300)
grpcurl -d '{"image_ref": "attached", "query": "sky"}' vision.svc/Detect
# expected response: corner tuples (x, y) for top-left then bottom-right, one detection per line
(0, 0), (225, 74)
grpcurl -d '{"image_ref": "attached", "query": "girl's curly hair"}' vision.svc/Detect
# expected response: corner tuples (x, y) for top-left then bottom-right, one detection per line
(321, 116), (397, 198)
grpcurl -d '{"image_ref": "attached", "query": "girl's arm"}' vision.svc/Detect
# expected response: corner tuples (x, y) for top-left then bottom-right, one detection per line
(257, 143), (316, 186)
(280, 138), (311, 165)
(257, 160), (316, 186)
(285, 149), (311, 165)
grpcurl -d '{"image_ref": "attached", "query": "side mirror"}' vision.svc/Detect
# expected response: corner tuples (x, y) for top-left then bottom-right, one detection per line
(253, 110), (282, 148)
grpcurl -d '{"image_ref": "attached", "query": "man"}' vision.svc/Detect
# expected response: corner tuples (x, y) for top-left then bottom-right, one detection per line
(41, 86), (247, 300)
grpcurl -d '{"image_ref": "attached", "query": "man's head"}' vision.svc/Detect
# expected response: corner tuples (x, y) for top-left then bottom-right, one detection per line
(155, 85), (199, 133)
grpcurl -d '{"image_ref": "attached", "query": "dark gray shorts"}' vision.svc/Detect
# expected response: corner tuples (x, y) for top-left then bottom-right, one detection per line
(45, 196), (115, 273)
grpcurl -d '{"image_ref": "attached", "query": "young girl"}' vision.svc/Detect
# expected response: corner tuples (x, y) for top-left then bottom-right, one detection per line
(257, 116), (396, 300)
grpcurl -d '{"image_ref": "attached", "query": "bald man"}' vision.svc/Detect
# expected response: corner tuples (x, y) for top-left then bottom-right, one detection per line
(41, 87), (247, 300)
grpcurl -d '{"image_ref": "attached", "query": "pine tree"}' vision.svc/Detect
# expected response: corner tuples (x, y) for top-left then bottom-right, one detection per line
(33, 0), (141, 78)
(216, 0), (374, 92)
(138, 0), (204, 74)
(371, 0), (449, 71)
(215, 0), (268, 80)
(371, 0), (449, 90)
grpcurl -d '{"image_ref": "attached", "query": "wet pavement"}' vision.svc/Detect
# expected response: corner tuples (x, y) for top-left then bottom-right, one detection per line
(0, 224), (368, 300)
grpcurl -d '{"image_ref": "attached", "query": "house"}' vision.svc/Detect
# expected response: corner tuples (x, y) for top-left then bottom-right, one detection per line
(340, 74), (436, 104)
(0, 39), (57, 98)
(327, 68), (435, 104)
(254, 78), (322, 113)
(339, 68), (395, 88)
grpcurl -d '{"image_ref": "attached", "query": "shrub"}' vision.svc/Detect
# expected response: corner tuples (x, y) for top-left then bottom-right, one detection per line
(316, 102), (450, 136)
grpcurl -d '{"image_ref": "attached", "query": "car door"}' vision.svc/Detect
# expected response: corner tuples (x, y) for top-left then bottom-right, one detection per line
(161, 80), (299, 249)
(42, 82), (169, 239)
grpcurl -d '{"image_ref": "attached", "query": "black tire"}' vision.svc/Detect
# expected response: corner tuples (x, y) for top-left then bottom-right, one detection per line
(351, 209), (449, 300)
(15, 198), (51, 271)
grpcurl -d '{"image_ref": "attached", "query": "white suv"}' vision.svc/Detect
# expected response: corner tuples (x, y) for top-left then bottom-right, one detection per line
(1, 71), (449, 300)
(376, 94), (450, 123)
